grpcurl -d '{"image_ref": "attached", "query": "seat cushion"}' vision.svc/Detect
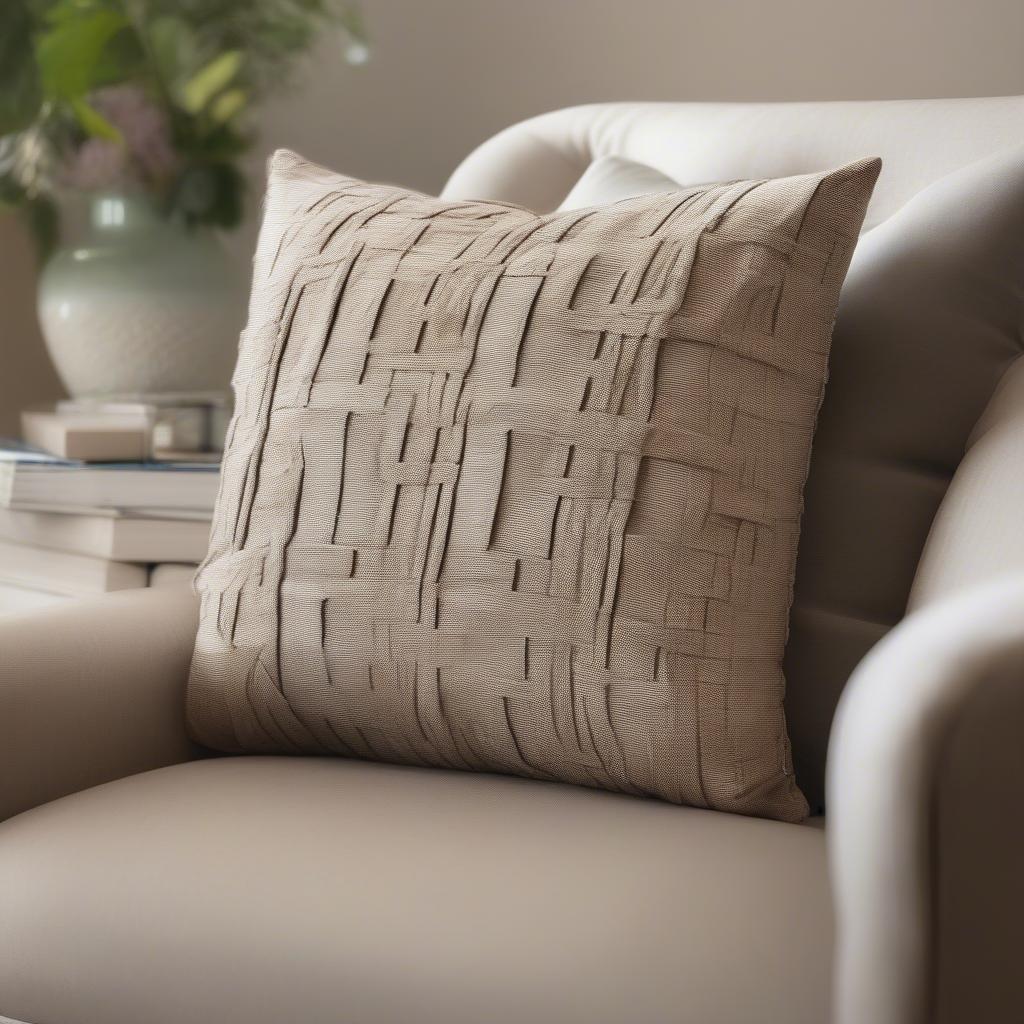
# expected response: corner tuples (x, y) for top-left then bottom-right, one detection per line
(0, 757), (830, 1024)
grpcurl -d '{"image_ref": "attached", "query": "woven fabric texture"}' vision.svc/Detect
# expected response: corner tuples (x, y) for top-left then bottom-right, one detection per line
(188, 150), (879, 821)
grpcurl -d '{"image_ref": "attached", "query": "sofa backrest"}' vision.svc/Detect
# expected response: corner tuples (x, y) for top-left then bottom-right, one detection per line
(442, 99), (1024, 810)
(442, 98), (1024, 224)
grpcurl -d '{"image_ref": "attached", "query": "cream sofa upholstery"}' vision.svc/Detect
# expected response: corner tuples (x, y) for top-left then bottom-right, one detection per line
(2, 98), (1023, 1024)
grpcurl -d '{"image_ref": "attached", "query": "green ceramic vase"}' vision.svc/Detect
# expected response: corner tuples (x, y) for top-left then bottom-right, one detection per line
(38, 193), (242, 398)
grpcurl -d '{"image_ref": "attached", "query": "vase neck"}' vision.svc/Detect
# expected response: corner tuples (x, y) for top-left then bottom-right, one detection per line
(88, 194), (167, 234)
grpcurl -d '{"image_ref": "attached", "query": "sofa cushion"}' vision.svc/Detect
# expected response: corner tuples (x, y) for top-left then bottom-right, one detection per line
(0, 757), (830, 1024)
(188, 150), (879, 821)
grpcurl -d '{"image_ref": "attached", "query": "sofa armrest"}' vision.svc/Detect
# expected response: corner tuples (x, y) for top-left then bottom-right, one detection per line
(908, 355), (1024, 610)
(0, 587), (204, 822)
(828, 577), (1024, 1024)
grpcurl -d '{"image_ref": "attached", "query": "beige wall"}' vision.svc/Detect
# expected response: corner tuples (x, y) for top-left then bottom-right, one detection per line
(257, 0), (1024, 195)
(4, 0), (1024, 430)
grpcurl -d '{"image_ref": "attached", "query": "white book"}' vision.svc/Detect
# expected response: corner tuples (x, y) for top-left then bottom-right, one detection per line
(0, 508), (212, 562)
(21, 408), (152, 462)
(0, 441), (220, 513)
(0, 540), (148, 596)
(58, 390), (228, 409)
(58, 391), (230, 453)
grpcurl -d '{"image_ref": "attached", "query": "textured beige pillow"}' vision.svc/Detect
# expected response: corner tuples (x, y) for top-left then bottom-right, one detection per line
(188, 150), (879, 821)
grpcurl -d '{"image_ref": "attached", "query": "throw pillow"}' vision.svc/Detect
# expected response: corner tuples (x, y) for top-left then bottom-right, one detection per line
(188, 149), (879, 821)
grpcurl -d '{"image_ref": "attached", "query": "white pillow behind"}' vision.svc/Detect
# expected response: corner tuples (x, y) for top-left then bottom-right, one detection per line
(557, 155), (678, 211)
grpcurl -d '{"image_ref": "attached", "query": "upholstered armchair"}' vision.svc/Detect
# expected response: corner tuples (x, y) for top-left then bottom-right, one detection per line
(2, 97), (1022, 1024)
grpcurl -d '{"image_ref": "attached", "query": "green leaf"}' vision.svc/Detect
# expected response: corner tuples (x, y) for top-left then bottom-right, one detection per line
(0, 3), (43, 134)
(209, 88), (247, 125)
(0, 171), (26, 210)
(170, 160), (245, 229)
(44, 0), (110, 27)
(36, 8), (130, 100)
(9, 192), (60, 265)
(71, 97), (123, 142)
(179, 51), (243, 115)
(147, 15), (197, 89)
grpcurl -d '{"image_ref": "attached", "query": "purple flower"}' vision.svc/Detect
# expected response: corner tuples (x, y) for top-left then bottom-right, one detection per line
(63, 85), (179, 191)
(63, 137), (133, 191)
(93, 84), (179, 181)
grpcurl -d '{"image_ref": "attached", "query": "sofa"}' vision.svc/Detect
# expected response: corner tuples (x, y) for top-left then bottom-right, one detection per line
(2, 97), (1023, 1024)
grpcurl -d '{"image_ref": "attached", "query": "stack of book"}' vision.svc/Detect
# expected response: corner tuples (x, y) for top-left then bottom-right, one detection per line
(0, 392), (226, 614)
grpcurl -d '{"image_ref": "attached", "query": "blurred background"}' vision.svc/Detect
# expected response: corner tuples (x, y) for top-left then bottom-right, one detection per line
(4, 0), (1024, 432)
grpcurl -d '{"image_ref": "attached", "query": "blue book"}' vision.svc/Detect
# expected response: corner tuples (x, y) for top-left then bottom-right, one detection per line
(0, 440), (220, 513)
